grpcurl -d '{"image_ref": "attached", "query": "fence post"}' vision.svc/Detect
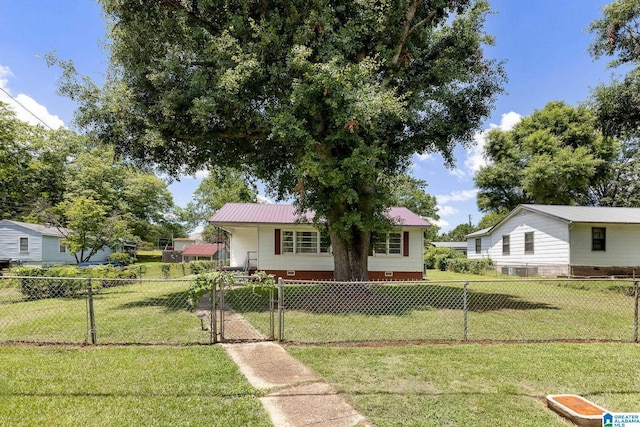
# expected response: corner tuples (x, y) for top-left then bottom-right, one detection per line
(634, 280), (638, 343)
(219, 279), (225, 342)
(210, 285), (217, 344)
(277, 277), (284, 342)
(86, 278), (97, 345)
(463, 282), (468, 342)
(269, 287), (275, 341)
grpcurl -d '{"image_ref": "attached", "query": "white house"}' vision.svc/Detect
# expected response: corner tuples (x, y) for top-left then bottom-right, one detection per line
(467, 204), (640, 277)
(173, 233), (203, 252)
(0, 220), (112, 267)
(209, 203), (430, 280)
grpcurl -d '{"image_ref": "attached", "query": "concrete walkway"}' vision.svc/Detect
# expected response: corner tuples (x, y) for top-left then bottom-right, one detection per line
(223, 342), (371, 427)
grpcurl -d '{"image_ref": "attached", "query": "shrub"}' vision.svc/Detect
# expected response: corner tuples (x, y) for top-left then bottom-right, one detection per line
(108, 252), (135, 266)
(189, 261), (216, 275)
(447, 258), (494, 275)
(15, 265), (137, 300)
(425, 247), (464, 271)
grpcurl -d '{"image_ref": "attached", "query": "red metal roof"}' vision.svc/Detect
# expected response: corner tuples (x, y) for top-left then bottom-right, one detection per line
(210, 203), (429, 227)
(181, 243), (224, 257)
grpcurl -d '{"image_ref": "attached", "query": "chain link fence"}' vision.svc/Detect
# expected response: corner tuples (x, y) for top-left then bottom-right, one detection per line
(1, 275), (638, 345)
(278, 278), (640, 344)
(0, 275), (273, 345)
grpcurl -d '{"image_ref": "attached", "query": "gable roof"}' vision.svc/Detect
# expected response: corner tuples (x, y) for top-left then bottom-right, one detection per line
(0, 219), (67, 237)
(521, 204), (640, 223)
(466, 204), (640, 238)
(182, 243), (224, 257)
(209, 203), (430, 227)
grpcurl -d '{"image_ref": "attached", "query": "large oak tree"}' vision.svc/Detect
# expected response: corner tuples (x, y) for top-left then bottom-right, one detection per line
(68, 0), (504, 280)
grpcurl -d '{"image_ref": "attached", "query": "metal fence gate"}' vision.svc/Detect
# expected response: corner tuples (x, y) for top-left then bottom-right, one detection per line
(210, 280), (277, 343)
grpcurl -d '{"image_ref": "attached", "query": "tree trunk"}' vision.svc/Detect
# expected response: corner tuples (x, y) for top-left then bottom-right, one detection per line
(331, 229), (370, 281)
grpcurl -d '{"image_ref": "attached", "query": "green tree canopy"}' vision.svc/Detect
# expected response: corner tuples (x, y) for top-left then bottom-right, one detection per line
(474, 101), (616, 213)
(181, 166), (258, 231)
(588, 0), (640, 138)
(0, 102), (78, 220)
(63, 0), (505, 280)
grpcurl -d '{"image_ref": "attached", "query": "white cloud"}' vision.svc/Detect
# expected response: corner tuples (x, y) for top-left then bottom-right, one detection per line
(193, 170), (210, 179)
(257, 194), (274, 204)
(0, 65), (64, 129)
(415, 152), (433, 162)
(436, 189), (478, 205)
(436, 205), (458, 217)
(464, 111), (523, 173)
(491, 111), (522, 132)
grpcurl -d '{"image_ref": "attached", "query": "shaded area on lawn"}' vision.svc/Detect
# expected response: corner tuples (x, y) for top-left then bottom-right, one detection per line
(226, 283), (559, 316)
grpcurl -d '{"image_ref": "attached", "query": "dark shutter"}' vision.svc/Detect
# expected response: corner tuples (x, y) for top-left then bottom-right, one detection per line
(403, 231), (409, 257)
(275, 229), (281, 255)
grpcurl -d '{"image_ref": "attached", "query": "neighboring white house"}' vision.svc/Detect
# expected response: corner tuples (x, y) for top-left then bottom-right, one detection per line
(466, 204), (640, 277)
(173, 233), (203, 252)
(209, 203), (430, 280)
(0, 220), (112, 267)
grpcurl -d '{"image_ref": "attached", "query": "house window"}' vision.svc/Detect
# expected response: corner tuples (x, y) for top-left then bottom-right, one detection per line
(296, 231), (317, 254)
(502, 235), (510, 255)
(59, 240), (67, 253)
(592, 227), (606, 251)
(282, 230), (330, 254)
(475, 238), (481, 254)
(524, 232), (534, 254)
(373, 232), (402, 255)
(19, 237), (28, 252)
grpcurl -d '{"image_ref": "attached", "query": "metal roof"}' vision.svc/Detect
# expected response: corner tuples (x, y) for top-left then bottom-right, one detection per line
(0, 220), (67, 237)
(465, 204), (640, 239)
(209, 203), (430, 227)
(182, 243), (224, 257)
(521, 204), (640, 223)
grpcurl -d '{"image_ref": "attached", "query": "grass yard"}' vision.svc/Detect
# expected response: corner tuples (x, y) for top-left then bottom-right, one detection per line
(288, 342), (640, 426)
(0, 346), (271, 427)
(0, 278), (213, 344)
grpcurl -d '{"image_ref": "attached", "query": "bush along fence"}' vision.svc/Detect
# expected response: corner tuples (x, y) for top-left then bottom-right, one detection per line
(0, 273), (638, 345)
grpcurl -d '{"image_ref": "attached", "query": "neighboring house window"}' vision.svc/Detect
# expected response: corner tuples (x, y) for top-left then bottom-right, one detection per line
(502, 235), (510, 255)
(19, 237), (28, 252)
(281, 230), (330, 254)
(475, 238), (481, 254)
(373, 232), (402, 255)
(524, 232), (534, 254)
(592, 227), (606, 251)
(59, 241), (67, 253)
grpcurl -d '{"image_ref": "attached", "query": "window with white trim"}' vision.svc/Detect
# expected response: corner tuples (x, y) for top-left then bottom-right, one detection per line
(372, 232), (402, 255)
(59, 240), (67, 253)
(475, 238), (481, 254)
(19, 237), (29, 252)
(524, 232), (534, 254)
(281, 230), (330, 254)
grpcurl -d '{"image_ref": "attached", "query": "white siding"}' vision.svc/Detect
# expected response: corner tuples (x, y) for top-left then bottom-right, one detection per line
(227, 227), (259, 268)
(467, 236), (491, 259)
(0, 225), (43, 263)
(570, 223), (640, 266)
(369, 229), (424, 273)
(228, 225), (424, 273)
(41, 236), (78, 264)
(481, 210), (570, 266)
(258, 225), (334, 272)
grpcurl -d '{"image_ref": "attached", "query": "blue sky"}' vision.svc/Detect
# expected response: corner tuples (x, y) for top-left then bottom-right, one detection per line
(0, 0), (623, 231)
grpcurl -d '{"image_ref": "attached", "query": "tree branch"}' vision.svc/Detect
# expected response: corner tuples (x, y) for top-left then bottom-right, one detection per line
(392, 0), (437, 64)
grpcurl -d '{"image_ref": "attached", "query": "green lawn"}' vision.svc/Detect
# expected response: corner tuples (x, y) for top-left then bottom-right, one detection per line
(0, 346), (271, 427)
(288, 342), (640, 426)
(0, 279), (213, 344)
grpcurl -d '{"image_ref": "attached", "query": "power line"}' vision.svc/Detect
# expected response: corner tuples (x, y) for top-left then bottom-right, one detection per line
(0, 86), (55, 130)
